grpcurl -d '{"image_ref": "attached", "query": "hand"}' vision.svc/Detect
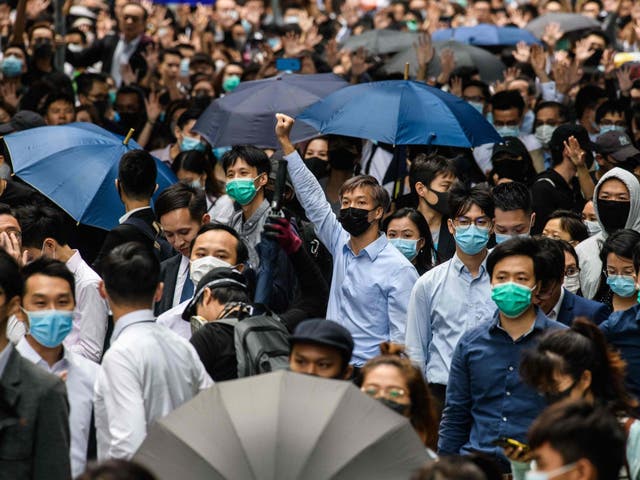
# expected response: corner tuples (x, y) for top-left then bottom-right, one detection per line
(414, 32), (434, 66)
(120, 63), (138, 85)
(616, 65), (633, 95)
(564, 135), (586, 168)
(325, 38), (339, 67)
(350, 47), (372, 79)
(503, 66), (521, 84)
(551, 60), (570, 94)
(450, 76), (463, 97)
(0, 82), (19, 109)
(541, 22), (563, 50)
(601, 48), (616, 77)
(145, 90), (162, 123)
(263, 216), (302, 255)
(192, 4), (212, 33)
(304, 24), (323, 50)
(574, 38), (594, 64)
(275, 113), (295, 140)
(509, 8), (527, 29)
(282, 30), (305, 57)
(512, 41), (531, 63)
(0, 231), (26, 266)
(439, 47), (455, 76)
(26, 0), (51, 19)
(141, 43), (159, 74)
(530, 44), (549, 81)
(503, 445), (533, 463)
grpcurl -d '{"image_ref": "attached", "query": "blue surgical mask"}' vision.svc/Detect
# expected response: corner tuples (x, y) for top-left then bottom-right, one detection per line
(213, 146), (231, 159)
(606, 274), (637, 298)
(469, 101), (484, 114)
(389, 238), (419, 261)
(454, 225), (490, 255)
(599, 124), (625, 134)
(25, 309), (74, 348)
(180, 135), (206, 152)
(1, 55), (23, 78)
(495, 232), (529, 244)
(495, 125), (520, 138)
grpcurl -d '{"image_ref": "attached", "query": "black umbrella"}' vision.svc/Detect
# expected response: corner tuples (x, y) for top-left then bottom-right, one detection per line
(341, 29), (420, 55)
(134, 371), (431, 480)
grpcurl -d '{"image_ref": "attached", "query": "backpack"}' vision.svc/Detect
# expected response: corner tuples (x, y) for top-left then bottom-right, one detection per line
(220, 310), (291, 378)
(123, 217), (174, 262)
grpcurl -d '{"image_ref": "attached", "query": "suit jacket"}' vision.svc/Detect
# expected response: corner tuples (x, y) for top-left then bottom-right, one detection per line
(0, 347), (71, 480)
(65, 34), (154, 81)
(155, 253), (183, 316)
(557, 289), (610, 327)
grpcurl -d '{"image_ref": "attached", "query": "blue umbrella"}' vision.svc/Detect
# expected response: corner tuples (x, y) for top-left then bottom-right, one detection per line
(432, 24), (541, 46)
(296, 80), (501, 147)
(194, 73), (349, 149)
(4, 122), (177, 231)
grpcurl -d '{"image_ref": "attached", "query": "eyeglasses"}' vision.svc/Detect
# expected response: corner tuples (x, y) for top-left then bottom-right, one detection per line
(454, 216), (491, 230)
(564, 267), (580, 277)
(362, 385), (408, 400)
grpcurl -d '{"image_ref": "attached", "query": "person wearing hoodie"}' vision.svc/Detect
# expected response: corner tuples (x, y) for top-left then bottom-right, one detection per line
(575, 167), (640, 299)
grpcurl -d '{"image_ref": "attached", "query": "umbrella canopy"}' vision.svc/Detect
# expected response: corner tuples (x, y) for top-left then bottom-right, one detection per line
(340, 29), (419, 55)
(383, 40), (506, 83)
(525, 13), (600, 38)
(193, 73), (349, 149)
(4, 122), (177, 231)
(134, 371), (430, 480)
(296, 80), (501, 147)
(432, 24), (540, 46)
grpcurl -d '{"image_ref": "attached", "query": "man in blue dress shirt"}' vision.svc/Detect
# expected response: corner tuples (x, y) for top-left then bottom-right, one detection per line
(275, 114), (419, 366)
(438, 236), (565, 472)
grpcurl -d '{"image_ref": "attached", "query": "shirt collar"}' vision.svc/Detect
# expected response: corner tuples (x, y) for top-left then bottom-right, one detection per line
(0, 342), (13, 378)
(491, 307), (549, 339)
(16, 337), (70, 371)
(111, 309), (155, 342)
(548, 288), (566, 320)
(120, 34), (142, 47)
(65, 250), (82, 273)
(343, 232), (388, 260)
(119, 206), (152, 224)
(242, 199), (270, 229)
(452, 251), (488, 275)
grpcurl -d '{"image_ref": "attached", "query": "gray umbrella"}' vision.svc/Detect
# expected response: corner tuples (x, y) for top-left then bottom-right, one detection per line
(525, 13), (600, 38)
(134, 371), (431, 480)
(341, 29), (420, 55)
(382, 40), (506, 83)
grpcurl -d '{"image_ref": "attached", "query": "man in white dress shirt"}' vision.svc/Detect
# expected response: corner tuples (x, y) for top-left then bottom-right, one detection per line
(94, 242), (213, 460)
(16, 257), (98, 478)
(17, 205), (109, 363)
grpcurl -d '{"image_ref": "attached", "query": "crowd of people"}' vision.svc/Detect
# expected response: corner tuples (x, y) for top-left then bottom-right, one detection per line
(1, 0), (640, 478)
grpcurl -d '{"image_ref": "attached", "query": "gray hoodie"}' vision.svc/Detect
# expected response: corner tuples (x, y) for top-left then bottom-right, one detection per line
(576, 167), (640, 299)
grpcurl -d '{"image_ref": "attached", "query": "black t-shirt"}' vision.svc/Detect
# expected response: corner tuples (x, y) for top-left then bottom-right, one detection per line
(190, 322), (237, 382)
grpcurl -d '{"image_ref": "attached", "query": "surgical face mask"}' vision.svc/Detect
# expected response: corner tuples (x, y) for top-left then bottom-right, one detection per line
(338, 207), (373, 237)
(535, 124), (556, 147)
(597, 199), (630, 234)
(524, 463), (577, 480)
(25, 309), (74, 348)
(599, 124), (625, 135)
(222, 74), (241, 93)
(284, 15), (299, 24)
(180, 58), (190, 76)
(425, 190), (450, 216)
(389, 238), (419, 261)
(468, 101), (484, 114)
(491, 282), (533, 318)
(266, 37), (281, 50)
(377, 397), (410, 416)
(1, 55), (23, 77)
(190, 179), (204, 190)
(495, 125), (520, 138)
(214, 59), (227, 72)
(190, 256), (232, 284)
(606, 274), (637, 298)
(454, 225), (490, 255)
(584, 219), (601, 236)
(563, 273), (580, 294)
(226, 176), (260, 205)
(304, 156), (329, 179)
(180, 134), (206, 152)
(495, 232), (529, 244)
(67, 43), (84, 53)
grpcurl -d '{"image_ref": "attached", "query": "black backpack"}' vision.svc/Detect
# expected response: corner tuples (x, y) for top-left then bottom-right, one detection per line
(123, 217), (174, 262)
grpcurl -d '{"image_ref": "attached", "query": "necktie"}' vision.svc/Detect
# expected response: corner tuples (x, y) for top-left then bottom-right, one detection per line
(180, 275), (194, 303)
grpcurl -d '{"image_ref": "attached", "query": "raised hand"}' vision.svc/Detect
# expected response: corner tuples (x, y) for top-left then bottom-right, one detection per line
(541, 22), (563, 50)
(512, 41), (531, 64)
(414, 32), (434, 66)
(564, 135), (586, 168)
(616, 65), (633, 95)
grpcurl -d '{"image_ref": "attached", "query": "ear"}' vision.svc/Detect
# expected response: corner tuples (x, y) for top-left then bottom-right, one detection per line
(256, 172), (269, 187)
(574, 458), (595, 480)
(154, 282), (164, 303)
(414, 181), (426, 197)
(174, 124), (181, 140)
(201, 213), (211, 225)
(44, 237), (56, 250)
(234, 263), (245, 272)
(580, 369), (592, 391)
(529, 212), (536, 231)
(447, 218), (455, 236)
(417, 237), (426, 252)
(7, 295), (21, 320)
(342, 364), (354, 380)
(114, 178), (119, 191)
(98, 281), (107, 300)
(154, 183), (159, 194)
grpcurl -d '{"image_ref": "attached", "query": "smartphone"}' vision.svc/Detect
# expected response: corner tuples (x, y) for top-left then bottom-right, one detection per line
(492, 437), (530, 453)
(276, 57), (301, 72)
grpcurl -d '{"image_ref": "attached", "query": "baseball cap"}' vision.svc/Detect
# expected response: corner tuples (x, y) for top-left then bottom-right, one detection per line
(290, 318), (354, 359)
(491, 136), (530, 161)
(182, 267), (248, 321)
(595, 131), (640, 163)
(0, 111), (46, 135)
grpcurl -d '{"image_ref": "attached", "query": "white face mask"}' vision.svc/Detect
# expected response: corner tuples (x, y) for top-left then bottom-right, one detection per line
(535, 124), (556, 147)
(563, 273), (581, 294)
(524, 463), (577, 480)
(190, 256), (232, 284)
(584, 219), (601, 237)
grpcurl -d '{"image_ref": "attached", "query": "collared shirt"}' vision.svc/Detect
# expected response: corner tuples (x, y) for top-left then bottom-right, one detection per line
(110, 34), (142, 86)
(157, 299), (192, 339)
(228, 198), (271, 268)
(405, 253), (496, 385)
(546, 287), (565, 321)
(0, 342), (12, 377)
(600, 304), (640, 400)
(284, 151), (419, 365)
(16, 337), (99, 478)
(172, 255), (191, 309)
(150, 144), (173, 167)
(94, 309), (213, 460)
(118, 206), (152, 224)
(64, 250), (110, 363)
(438, 309), (566, 461)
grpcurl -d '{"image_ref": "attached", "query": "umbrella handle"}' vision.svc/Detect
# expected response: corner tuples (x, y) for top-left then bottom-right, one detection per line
(123, 128), (135, 145)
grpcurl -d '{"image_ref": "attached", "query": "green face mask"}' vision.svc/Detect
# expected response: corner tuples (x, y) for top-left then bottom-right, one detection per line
(491, 282), (533, 318)
(226, 176), (259, 205)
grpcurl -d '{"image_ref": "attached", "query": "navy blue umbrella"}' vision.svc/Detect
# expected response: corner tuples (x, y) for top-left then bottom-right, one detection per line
(432, 24), (541, 46)
(194, 73), (349, 149)
(4, 122), (177, 231)
(296, 80), (501, 147)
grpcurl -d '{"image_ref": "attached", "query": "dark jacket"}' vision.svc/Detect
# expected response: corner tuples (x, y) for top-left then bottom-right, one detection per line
(155, 253), (183, 316)
(0, 347), (71, 480)
(531, 169), (585, 234)
(556, 289), (610, 327)
(436, 218), (456, 264)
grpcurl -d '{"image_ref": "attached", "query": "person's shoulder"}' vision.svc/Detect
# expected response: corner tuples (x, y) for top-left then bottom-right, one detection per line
(160, 252), (182, 269)
(571, 291), (606, 311)
(15, 353), (65, 393)
(416, 257), (453, 284)
(459, 318), (495, 346)
(519, 133), (542, 151)
(67, 350), (100, 381)
(575, 233), (604, 254)
(601, 304), (640, 332)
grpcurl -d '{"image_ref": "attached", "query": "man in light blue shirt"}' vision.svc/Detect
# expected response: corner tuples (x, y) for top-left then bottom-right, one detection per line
(275, 114), (419, 366)
(405, 182), (496, 406)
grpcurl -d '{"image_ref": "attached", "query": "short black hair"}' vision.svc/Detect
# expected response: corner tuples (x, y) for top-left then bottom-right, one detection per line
(532, 235), (566, 283)
(0, 249), (22, 301)
(176, 108), (204, 131)
(75, 72), (108, 98)
(207, 285), (250, 306)
(116, 85), (145, 110)
(595, 100), (629, 125)
(159, 47), (182, 64)
(222, 145), (271, 176)
(601, 229), (640, 270)
(490, 90), (525, 116)
(528, 401), (625, 480)
(558, 239), (579, 269)
(101, 242), (160, 306)
(462, 79), (491, 101)
(190, 223), (249, 265)
(534, 101), (567, 122)
(409, 154), (457, 194)
(546, 210), (589, 244)
(117, 150), (157, 201)
(15, 205), (71, 249)
(486, 236), (543, 281)
(41, 92), (75, 115)
(492, 181), (532, 214)
(575, 85), (607, 119)
(155, 182), (207, 223)
(22, 257), (76, 301)
(448, 181), (494, 219)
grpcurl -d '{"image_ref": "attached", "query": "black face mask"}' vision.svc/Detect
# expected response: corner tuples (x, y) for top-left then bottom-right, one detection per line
(34, 39), (53, 58)
(304, 156), (329, 179)
(378, 397), (410, 416)
(329, 148), (355, 171)
(118, 112), (143, 130)
(544, 378), (579, 405)
(425, 189), (450, 216)
(93, 100), (109, 119)
(598, 199), (630, 234)
(338, 207), (373, 237)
